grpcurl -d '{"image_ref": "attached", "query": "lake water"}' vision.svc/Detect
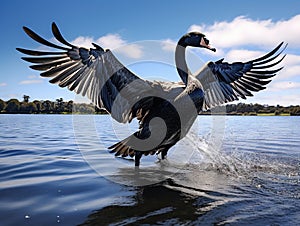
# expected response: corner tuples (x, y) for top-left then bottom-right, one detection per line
(0, 114), (299, 225)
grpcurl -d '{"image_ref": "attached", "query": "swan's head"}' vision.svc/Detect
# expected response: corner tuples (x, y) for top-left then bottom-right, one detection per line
(180, 32), (216, 52)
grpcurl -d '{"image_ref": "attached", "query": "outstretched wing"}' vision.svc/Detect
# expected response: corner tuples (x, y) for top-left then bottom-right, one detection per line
(16, 22), (154, 123)
(196, 42), (287, 110)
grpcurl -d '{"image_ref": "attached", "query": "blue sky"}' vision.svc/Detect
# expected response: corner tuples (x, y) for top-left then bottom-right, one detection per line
(1, 0), (300, 106)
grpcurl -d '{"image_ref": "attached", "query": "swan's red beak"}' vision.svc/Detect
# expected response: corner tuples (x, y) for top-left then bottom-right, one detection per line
(200, 37), (216, 52)
(208, 46), (216, 52)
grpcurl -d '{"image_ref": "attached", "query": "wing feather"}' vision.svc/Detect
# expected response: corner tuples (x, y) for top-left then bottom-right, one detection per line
(29, 58), (71, 71)
(16, 47), (66, 56)
(49, 62), (82, 84)
(17, 22), (154, 123)
(39, 61), (77, 77)
(21, 56), (68, 64)
(196, 42), (286, 110)
(23, 26), (69, 51)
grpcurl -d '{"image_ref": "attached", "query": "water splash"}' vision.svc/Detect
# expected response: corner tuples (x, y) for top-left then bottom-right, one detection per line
(181, 132), (246, 176)
(176, 131), (300, 199)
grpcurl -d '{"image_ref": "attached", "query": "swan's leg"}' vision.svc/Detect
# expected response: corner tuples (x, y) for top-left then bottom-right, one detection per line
(161, 149), (168, 160)
(134, 151), (143, 166)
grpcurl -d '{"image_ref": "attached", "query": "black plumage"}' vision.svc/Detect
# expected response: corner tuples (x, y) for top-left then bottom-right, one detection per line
(17, 23), (286, 166)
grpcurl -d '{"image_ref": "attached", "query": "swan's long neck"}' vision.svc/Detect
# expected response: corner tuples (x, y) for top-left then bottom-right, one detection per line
(175, 42), (189, 85)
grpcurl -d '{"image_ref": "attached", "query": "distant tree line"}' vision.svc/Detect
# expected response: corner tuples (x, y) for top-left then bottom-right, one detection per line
(0, 95), (107, 114)
(0, 96), (299, 115)
(205, 103), (300, 116)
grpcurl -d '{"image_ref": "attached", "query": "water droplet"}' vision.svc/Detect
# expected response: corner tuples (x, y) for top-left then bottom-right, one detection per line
(25, 215), (30, 219)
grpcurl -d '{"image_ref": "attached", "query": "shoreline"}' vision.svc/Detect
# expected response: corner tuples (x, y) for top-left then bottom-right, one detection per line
(0, 112), (296, 116)
(2, 99), (299, 116)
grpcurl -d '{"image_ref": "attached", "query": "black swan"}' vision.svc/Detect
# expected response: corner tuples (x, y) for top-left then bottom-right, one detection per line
(16, 23), (286, 166)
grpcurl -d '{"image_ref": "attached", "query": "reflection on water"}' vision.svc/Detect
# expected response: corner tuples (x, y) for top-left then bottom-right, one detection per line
(80, 179), (215, 226)
(0, 115), (299, 225)
(80, 176), (299, 225)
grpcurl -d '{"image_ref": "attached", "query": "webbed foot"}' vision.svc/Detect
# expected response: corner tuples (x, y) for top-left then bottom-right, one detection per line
(134, 151), (143, 166)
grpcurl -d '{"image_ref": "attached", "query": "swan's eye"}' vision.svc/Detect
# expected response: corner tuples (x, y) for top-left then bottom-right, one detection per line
(204, 38), (209, 45)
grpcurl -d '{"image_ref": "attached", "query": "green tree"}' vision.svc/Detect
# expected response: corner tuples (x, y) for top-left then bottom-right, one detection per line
(42, 100), (53, 113)
(27, 102), (37, 113)
(5, 99), (20, 113)
(274, 110), (280, 116)
(55, 98), (64, 113)
(66, 100), (73, 113)
(33, 100), (42, 113)
(253, 103), (264, 112)
(20, 102), (37, 114)
(290, 106), (300, 116)
(0, 99), (6, 112)
(23, 95), (30, 103)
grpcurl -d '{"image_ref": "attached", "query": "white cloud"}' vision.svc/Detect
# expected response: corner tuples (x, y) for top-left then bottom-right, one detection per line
(72, 34), (143, 59)
(257, 93), (300, 106)
(0, 82), (7, 87)
(19, 74), (44, 85)
(189, 15), (300, 49)
(27, 75), (39, 79)
(240, 92), (300, 106)
(96, 34), (125, 49)
(19, 79), (43, 85)
(161, 39), (177, 52)
(114, 43), (143, 59)
(72, 36), (95, 49)
(276, 54), (300, 80)
(269, 81), (300, 91)
(284, 53), (300, 65)
(279, 64), (300, 80)
(225, 49), (264, 62)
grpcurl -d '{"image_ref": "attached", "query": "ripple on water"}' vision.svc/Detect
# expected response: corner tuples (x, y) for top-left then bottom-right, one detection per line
(0, 115), (299, 225)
